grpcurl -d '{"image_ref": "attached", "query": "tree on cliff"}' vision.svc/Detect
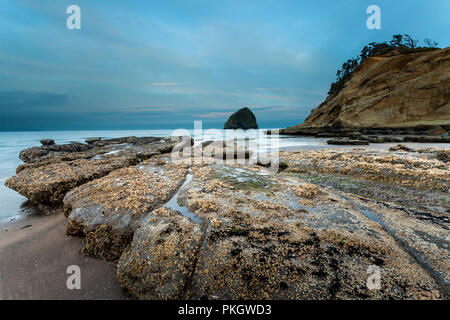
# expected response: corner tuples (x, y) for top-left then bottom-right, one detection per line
(403, 34), (419, 49)
(424, 38), (439, 48)
(390, 34), (404, 47)
(328, 34), (439, 96)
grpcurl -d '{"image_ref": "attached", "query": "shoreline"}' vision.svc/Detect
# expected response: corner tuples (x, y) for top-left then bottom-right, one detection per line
(0, 213), (127, 300)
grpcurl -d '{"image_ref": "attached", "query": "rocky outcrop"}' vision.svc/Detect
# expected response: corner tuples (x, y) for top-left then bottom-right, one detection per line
(116, 162), (447, 299)
(5, 136), (191, 206)
(19, 142), (93, 163)
(6, 137), (449, 299)
(281, 47), (450, 136)
(117, 208), (204, 299)
(327, 139), (369, 146)
(224, 107), (259, 130)
(39, 139), (55, 146)
(64, 157), (189, 260)
(279, 149), (450, 295)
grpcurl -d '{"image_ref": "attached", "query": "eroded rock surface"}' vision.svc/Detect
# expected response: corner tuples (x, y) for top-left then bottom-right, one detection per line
(117, 208), (204, 299)
(281, 47), (450, 133)
(64, 157), (189, 260)
(117, 162), (446, 299)
(19, 142), (92, 163)
(280, 148), (450, 290)
(6, 138), (449, 299)
(5, 137), (188, 206)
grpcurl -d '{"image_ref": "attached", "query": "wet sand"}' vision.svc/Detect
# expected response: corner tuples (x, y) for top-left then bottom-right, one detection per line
(0, 213), (127, 300)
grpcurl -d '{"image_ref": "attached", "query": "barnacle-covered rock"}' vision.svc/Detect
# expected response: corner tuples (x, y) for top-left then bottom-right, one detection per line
(6, 157), (136, 205)
(188, 225), (440, 300)
(64, 158), (189, 260)
(117, 208), (204, 299)
(280, 149), (450, 191)
(5, 136), (191, 206)
(19, 142), (92, 163)
(117, 163), (444, 299)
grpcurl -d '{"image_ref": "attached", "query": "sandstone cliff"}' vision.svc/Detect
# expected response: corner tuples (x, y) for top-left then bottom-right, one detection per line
(282, 47), (450, 134)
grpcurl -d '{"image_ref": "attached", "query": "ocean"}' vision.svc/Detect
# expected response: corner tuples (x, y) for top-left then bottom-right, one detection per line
(0, 129), (331, 224)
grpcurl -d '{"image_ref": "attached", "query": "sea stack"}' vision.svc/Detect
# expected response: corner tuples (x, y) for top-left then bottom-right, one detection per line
(224, 107), (259, 130)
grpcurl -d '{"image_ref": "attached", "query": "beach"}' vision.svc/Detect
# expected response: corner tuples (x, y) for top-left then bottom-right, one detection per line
(0, 212), (127, 300)
(0, 132), (448, 299)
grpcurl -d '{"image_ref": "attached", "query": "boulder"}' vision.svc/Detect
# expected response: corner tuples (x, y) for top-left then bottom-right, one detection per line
(436, 150), (450, 163)
(224, 107), (259, 130)
(6, 157), (136, 206)
(389, 144), (414, 152)
(39, 139), (55, 146)
(85, 137), (102, 145)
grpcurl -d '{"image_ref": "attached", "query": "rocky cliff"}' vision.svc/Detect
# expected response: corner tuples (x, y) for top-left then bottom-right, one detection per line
(281, 47), (450, 135)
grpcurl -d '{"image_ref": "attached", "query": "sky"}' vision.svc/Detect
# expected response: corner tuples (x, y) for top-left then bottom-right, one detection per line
(1, 0), (449, 131)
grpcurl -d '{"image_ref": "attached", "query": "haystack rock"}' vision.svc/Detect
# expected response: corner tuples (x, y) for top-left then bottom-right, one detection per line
(281, 47), (450, 135)
(224, 107), (259, 130)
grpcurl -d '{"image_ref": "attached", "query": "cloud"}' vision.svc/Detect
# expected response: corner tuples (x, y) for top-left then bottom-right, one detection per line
(1, 0), (449, 130)
(195, 112), (231, 118)
(0, 91), (69, 112)
(150, 82), (184, 86)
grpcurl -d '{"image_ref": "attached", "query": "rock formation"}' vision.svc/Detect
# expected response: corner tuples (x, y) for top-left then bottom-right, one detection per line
(281, 47), (450, 136)
(224, 107), (259, 130)
(6, 136), (191, 205)
(5, 137), (449, 299)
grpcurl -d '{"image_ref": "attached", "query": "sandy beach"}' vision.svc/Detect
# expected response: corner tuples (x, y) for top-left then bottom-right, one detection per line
(0, 213), (127, 300)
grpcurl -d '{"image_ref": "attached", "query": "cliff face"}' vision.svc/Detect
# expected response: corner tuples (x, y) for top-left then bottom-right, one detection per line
(283, 47), (450, 133)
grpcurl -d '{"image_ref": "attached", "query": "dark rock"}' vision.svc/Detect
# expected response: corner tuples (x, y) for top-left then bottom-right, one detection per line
(281, 125), (450, 138)
(327, 139), (370, 146)
(224, 107), (259, 130)
(389, 144), (414, 152)
(316, 132), (338, 138)
(200, 140), (252, 161)
(85, 137), (102, 145)
(403, 136), (450, 143)
(263, 130), (280, 135)
(372, 137), (402, 143)
(40, 139), (55, 146)
(436, 150), (450, 163)
(19, 142), (93, 163)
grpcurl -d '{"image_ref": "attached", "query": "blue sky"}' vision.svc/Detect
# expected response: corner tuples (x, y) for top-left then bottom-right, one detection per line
(1, 0), (449, 130)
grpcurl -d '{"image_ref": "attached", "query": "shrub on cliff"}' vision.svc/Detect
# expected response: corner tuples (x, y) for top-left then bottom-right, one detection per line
(328, 34), (441, 96)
